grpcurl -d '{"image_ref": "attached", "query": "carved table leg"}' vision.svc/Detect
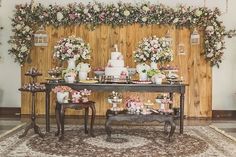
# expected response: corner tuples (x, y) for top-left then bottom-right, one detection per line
(105, 118), (112, 141)
(84, 107), (89, 134)
(89, 103), (96, 137)
(45, 90), (50, 132)
(34, 124), (45, 138)
(19, 123), (33, 138)
(180, 93), (185, 134)
(55, 102), (61, 136)
(59, 105), (65, 141)
(164, 119), (176, 141)
(19, 92), (44, 138)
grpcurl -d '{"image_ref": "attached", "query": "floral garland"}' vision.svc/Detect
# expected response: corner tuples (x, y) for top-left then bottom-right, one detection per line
(134, 36), (173, 64)
(8, 2), (236, 67)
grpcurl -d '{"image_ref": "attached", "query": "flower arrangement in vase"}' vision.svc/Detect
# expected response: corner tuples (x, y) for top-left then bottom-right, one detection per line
(71, 90), (81, 103)
(134, 36), (173, 63)
(76, 62), (91, 81)
(53, 36), (91, 70)
(79, 89), (91, 102)
(147, 69), (166, 84)
(136, 63), (150, 81)
(134, 36), (173, 69)
(52, 86), (72, 103)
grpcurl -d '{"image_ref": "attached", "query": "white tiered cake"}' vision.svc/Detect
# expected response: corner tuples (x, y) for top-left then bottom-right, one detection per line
(105, 45), (128, 78)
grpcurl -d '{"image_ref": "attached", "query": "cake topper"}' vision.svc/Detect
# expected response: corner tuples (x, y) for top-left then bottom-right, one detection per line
(114, 44), (118, 52)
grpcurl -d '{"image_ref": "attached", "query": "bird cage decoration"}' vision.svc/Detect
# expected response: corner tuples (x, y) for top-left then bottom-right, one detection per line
(190, 28), (200, 45)
(34, 26), (48, 46)
(165, 30), (172, 45)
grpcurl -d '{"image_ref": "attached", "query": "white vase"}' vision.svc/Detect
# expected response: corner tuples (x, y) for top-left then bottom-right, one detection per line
(150, 62), (158, 70)
(65, 76), (75, 83)
(155, 77), (162, 84)
(57, 92), (69, 103)
(67, 58), (76, 70)
(79, 71), (88, 81)
(139, 73), (147, 81)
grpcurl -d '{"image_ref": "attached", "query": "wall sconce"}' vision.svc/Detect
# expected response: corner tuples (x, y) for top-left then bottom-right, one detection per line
(165, 29), (172, 45)
(34, 26), (48, 47)
(190, 28), (200, 45)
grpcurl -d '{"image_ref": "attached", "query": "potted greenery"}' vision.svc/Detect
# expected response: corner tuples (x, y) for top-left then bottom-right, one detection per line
(147, 69), (165, 84)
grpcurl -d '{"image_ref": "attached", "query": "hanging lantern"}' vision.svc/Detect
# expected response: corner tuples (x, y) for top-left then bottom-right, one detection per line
(34, 26), (48, 46)
(190, 28), (200, 45)
(165, 30), (172, 45)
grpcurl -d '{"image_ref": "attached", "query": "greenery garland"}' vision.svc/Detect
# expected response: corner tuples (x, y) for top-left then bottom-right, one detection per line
(8, 2), (236, 67)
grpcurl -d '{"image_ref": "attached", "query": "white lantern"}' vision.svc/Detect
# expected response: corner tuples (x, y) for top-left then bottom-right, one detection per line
(34, 26), (48, 46)
(190, 28), (200, 45)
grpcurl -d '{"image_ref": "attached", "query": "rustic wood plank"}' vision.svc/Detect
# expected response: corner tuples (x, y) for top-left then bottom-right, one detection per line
(21, 25), (212, 117)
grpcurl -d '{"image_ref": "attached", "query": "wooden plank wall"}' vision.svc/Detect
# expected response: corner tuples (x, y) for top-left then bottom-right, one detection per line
(21, 24), (212, 117)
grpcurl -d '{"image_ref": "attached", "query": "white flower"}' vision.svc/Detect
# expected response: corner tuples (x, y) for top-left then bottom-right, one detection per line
(207, 52), (214, 58)
(136, 63), (150, 73)
(57, 12), (64, 21)
(195, 9), (202, 17)
(173, 18), (179, 23)
(84, 9), (89, 14)
(93, 5), (100, 12)
(12, 44), (18, 49)
(141, 17), (147, 22)
(20, 46), (28, 52)
(142, 6), (150, 12)
(15, 24), (22, 30)
(216, 42), (222, 50)
(24, 26), (30, 32)
(124, 10), (130, 17)
(206, 26), (214, 32)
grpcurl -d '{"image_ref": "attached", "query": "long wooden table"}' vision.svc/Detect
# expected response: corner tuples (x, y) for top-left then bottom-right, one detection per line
(44, 82), (186, 133)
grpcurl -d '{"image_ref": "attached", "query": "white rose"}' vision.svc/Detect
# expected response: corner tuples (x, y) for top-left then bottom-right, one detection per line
(93, 5), (100, 12)
(12, 44), (18, 49)
(206, 26), (214, 32)
(141, 17), (147, 22)
(84, 9), (89, 14)
(57, 12), (64, 21)
(67, 49), (72, 54)
(142, 6), (150, 12)
(24, 26), (30, 32)
(124, 10), (130, 17)
(216, 42), (222, 50)
(195, 9), (202, 17)
(173, 18), (179, 23)
(15, 24), (22, 30)
(206, 52), (214, 58)
(20, 46), (28, 52)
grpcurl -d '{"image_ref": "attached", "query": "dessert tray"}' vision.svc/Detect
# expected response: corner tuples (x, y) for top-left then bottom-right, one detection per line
(79, 80), (98, 83)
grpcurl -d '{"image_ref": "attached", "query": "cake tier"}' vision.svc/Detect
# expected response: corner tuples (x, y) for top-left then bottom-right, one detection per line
(111, 52), (122, 60)
(105, 67), (128, 78)
(108, 59), (124, 67)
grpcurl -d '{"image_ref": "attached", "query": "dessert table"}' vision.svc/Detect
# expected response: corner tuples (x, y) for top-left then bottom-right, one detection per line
(44, 82), (186, 133)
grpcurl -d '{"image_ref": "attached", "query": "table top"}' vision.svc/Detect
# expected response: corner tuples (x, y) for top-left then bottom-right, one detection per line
(44, 82), (187, 93)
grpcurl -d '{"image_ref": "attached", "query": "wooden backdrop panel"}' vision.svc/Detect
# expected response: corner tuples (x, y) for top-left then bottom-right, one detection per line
(21, 24), (212, 117)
